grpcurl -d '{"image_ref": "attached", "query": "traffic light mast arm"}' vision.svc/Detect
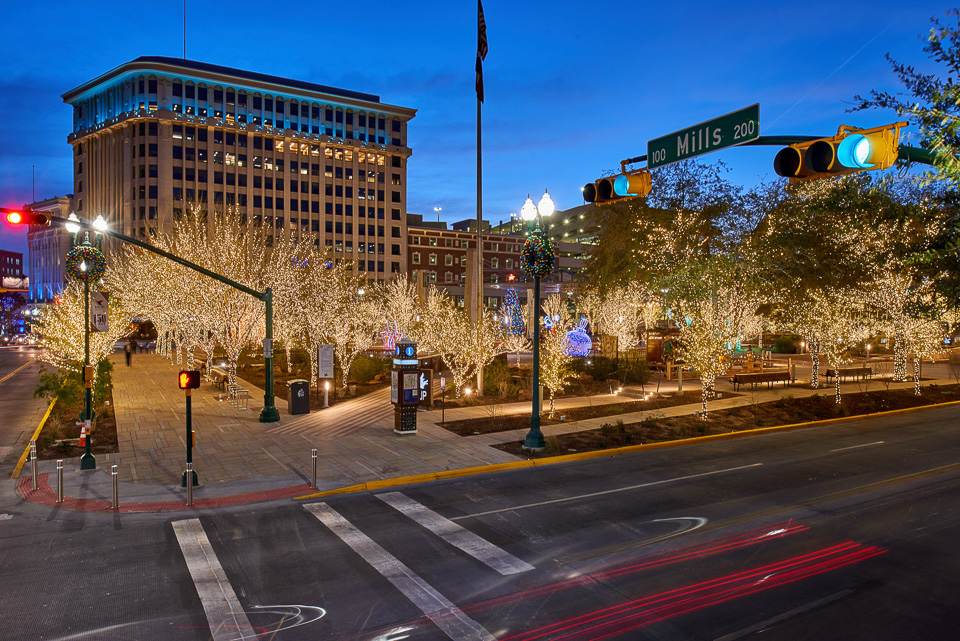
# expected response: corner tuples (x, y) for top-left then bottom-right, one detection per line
(42, 214), (280, 423)
(45, 215), (262, 299)
(620, 136), (938, 167)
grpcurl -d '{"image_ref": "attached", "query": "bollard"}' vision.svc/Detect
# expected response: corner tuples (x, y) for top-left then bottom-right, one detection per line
(186, 463), (193, 506)
(30, 440), (38, 490)
(311, 448), (318, 489)
(56, 460), (64, 503)
(111, 465), (119, 510)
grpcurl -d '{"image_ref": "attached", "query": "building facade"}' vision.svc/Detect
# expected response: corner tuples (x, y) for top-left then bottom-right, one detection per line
(26, 195), (74, 302)
(406, 214), (587, 310)
(0, 249), (24, 280)
(62, 57), (417, 280)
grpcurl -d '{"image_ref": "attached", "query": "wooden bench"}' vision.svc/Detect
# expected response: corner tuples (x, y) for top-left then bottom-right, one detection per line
(824, 366), (872, 382)
(732, 370), (792, 391)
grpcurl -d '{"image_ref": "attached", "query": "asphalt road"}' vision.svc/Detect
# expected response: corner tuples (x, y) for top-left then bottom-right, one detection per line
(0, 346), (48, 473)
(3, 402), (960, 640)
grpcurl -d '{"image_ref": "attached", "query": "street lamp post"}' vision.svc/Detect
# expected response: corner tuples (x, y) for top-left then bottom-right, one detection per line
(65, 213), (107, 471)
(434, 206), (442, 225)
(520, 191), (555, 450)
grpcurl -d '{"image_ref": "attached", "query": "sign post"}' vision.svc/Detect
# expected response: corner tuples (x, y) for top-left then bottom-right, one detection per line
(647, 104), (759, 169)
(318, 344), (334, 406)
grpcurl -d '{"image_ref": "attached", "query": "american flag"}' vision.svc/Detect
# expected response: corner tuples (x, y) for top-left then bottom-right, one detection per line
(477, 0), (488, 102)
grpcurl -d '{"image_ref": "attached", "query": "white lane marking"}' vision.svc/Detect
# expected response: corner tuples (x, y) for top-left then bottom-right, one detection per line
(831, 441), (885, 452)
(172, 518), (258, 641)
(451, 463), (764, 520)
(377, 492), (534, 576)
(305, 503), (496, 641)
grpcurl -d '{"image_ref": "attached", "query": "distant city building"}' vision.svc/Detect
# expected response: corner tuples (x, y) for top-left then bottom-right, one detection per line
(0, 249), (24, 279)
(489, 203), (600, 245)
(62, 56), (416, 281)
(405, 213), (587, 310)
(26, 195), (74, 302)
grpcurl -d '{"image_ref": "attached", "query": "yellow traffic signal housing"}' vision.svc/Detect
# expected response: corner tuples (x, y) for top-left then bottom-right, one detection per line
(773, 122), (907, 182)
(583, 168), (653, 204)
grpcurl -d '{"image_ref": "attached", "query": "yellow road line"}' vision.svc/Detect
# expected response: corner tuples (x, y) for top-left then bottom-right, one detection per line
(11, 396), (57, 479)
(0, 359), (35, 385)
(293, 397), (960, 501)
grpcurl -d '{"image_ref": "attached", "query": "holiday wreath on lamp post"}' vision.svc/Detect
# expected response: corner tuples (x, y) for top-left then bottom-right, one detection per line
(520, 233), (556, 279)
(65, 244), (107, 282)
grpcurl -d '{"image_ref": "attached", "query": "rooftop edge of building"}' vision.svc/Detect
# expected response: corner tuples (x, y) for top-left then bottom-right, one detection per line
(62, 56), (417, 116)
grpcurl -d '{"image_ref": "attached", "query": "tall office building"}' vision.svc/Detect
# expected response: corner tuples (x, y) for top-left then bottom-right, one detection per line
(62, 57), (417, 279)
(26, 195), (74, 302)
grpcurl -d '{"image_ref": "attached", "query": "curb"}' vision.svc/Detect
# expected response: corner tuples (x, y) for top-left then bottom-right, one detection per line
(293, 396), (960, 501)
(11, 397), (56, 479)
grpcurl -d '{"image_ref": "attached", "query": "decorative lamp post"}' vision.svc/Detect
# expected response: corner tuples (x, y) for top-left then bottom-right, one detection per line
(520, 190), (556, 450)
(64, 213), (107, 470)
(434, 206), (442, 225)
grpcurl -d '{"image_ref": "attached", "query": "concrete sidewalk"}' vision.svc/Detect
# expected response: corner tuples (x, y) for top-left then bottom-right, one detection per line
(10, 352), (956, 513)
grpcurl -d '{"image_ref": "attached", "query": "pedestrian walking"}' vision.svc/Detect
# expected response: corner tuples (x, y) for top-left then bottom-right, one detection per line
(125, 341), (133, 366)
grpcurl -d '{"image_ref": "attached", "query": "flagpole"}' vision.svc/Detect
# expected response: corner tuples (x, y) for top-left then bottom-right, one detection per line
(476, 0), (487, 394)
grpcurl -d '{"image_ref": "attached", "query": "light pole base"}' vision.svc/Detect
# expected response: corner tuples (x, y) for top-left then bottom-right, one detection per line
(259, 405), (281, 423)
(522, 430), (545, 451)
(79, 453), (96, 470)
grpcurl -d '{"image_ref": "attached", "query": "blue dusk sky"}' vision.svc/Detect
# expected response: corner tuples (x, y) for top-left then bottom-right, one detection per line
(0, 0), (955, 256)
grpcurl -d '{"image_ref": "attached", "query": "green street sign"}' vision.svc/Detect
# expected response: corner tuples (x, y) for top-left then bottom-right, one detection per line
(647, 104), (760, 169)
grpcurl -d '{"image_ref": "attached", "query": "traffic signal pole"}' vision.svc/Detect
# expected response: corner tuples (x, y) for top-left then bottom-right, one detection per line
(618, 137), (936, 167)
(43, 216), (281, 424)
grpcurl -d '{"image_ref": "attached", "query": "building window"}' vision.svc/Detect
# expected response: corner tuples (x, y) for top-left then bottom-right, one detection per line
(445, 255), (453, 266)
(412, 252), (420, 265)
(429, 254), (437, 265)
(445, 271), (453, 282)
(491, 257), (499, 268)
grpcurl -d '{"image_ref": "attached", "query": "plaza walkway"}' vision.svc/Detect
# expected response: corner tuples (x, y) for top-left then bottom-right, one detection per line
(9, 351), (956, 512)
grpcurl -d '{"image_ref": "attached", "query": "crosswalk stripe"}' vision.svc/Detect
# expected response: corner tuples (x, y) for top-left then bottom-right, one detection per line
(172, 518), (258, 641)
(305, 502), (496, 641)
(377, 492), (534, 576)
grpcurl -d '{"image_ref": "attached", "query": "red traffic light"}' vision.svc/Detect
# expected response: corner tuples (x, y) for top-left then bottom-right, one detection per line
(178, 370), (201, 390)
(2, 208), (49, 226)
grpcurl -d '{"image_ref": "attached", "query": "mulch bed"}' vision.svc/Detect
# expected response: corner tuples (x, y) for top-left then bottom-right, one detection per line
(493, 383), (960, 458)
(35, 393), (119, 461)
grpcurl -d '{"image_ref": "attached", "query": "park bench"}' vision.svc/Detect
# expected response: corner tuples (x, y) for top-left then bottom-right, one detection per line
(210, 367), (229, 390)
(823, 366), (872, 382)
(732, 370), (792, 392)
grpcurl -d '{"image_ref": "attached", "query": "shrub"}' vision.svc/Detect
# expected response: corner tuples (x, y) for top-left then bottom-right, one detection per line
(483, 355), (514, 397)
(350, 355), (388, 384)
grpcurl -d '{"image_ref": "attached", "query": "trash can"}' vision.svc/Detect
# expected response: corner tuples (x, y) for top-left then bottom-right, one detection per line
(287, 379), (310, 415)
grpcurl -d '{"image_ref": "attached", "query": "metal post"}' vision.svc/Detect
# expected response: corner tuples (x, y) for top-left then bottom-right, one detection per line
(30, 440), (38, 490)
(323, 381), (329, 408)
(311, 448), (318, 489)
(181, 389), (198, 488)
(111, 464), (118, 510)
(260, 288), (280, 422)
(186, 463), (193, 506)
(56, 460), (63, 503)
(524, 273), (545, 449)
(677, 366), (684, 395)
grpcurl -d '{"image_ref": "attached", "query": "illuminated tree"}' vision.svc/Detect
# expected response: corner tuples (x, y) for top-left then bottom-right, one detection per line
(901, 316), (947, 395)
(37, 282), (131, 383)
(675, 285), (750, 418)
(540, 325), (574, 417)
